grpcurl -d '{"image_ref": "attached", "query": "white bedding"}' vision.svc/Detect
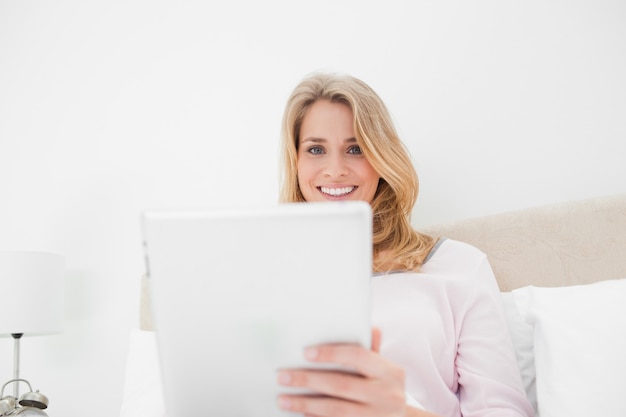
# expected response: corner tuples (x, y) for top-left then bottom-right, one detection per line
(119, 329), (165, 417)
(511, 278), (626, 417)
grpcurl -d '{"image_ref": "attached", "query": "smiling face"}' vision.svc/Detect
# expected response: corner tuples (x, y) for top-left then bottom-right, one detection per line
(297, 100), (380, 203)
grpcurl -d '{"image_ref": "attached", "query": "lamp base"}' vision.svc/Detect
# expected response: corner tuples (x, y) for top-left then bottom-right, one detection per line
(11, 334), (23, 399)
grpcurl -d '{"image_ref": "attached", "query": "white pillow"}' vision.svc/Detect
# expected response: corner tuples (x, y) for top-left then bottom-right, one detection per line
(500, 292), (537, 414)
(512, 278), (626, 417)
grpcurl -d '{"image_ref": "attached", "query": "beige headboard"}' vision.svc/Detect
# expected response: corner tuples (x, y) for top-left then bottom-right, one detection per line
(422, 193), (626, 292)
(140, 193), (626, 330)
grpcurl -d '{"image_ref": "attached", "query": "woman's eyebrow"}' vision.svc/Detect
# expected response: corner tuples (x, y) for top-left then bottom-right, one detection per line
(300, 137), (357, 144)
(300, 137), (326, 144)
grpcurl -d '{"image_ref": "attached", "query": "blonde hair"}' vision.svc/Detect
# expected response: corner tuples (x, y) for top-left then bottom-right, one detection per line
(279, 72), (435, 273)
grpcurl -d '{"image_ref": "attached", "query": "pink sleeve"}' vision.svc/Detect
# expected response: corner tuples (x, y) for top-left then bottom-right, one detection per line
(455, 258), (535, 417)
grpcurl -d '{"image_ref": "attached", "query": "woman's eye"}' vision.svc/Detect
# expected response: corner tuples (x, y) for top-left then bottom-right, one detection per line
(307, 146), (324, 155)
(347, 146), (363, 155)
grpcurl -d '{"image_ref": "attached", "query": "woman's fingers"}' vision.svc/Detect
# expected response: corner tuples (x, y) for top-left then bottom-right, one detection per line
(278, 368), (376, 404)
(277, 342), (406, 416)
(303, 343), (403, 381)
(371, 326), (382, 353)
(277, 393), (370, 417)
(276, 330), (407, 416)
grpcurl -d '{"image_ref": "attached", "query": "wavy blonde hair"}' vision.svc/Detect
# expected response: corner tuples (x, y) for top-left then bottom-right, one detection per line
(279, 72), (435, 273)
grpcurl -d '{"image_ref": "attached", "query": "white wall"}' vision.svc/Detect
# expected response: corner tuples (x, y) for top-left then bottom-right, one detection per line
(1, 1), (624, 416)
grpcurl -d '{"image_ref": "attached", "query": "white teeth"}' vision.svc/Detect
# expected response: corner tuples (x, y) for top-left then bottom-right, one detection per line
(321, 186), (355, 196)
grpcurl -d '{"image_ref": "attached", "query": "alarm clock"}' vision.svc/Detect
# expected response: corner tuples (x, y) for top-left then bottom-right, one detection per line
(0, 379), (48, 417)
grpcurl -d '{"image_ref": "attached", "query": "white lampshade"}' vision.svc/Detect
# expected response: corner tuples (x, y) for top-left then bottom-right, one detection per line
(0, 251), (64, 335)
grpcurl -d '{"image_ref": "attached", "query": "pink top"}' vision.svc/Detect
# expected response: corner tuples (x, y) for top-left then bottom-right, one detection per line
(372, 239), (534, 417)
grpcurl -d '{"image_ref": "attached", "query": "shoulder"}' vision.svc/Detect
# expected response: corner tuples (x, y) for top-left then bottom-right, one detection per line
(421, 238), (488, 275)
(374, 239), (491, 287)
(421, 238), (499, 300)
(372, 239), (500, 324)
(422, 239), (502, 308)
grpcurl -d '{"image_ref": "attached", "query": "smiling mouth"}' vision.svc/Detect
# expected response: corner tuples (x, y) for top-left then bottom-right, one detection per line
(319, 186), (356, 197)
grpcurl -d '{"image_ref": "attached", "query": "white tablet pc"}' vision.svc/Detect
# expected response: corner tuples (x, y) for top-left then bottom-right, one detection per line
(141, 201), (372, 417)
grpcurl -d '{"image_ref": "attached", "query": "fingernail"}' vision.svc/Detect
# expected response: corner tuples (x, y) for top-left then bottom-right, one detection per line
(278, 396), (292, 409)
(277, 371), (291, 385)
(304, 346), (318, 360)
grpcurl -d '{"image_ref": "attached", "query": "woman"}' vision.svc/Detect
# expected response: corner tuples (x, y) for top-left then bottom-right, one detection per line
(276, 73), (534, 417)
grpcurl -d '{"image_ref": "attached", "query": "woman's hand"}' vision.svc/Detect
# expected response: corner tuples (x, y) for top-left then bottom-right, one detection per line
(276, 328), (408, 417)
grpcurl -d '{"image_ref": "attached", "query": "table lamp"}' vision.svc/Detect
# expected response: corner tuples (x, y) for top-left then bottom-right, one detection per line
(0, 251), (64, 402)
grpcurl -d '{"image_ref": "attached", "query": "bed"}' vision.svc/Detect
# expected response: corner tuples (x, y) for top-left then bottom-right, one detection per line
(123, 193), (626, 417)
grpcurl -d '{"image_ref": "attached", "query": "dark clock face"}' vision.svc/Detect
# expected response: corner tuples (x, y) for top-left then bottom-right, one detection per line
(11, 407), (48, 417)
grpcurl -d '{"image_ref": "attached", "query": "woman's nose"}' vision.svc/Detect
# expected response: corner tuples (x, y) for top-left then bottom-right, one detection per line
(323, 155), (349, 177)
